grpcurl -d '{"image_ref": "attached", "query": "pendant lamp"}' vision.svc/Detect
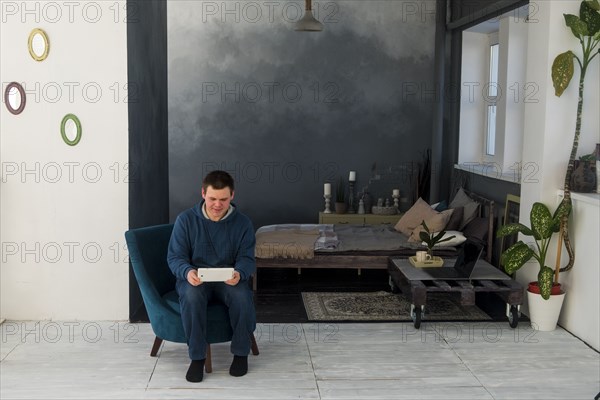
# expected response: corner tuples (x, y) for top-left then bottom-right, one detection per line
(295, 0), (323, 31)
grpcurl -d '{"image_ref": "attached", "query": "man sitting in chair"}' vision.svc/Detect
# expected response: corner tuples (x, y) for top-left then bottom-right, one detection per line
(167, 170), (256, 383)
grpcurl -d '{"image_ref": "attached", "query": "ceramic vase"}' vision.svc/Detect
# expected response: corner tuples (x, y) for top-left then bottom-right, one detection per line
(571, 160), (596, 193)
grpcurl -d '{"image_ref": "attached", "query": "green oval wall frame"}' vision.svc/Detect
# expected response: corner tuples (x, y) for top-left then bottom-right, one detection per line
(60, 114), (82, 146)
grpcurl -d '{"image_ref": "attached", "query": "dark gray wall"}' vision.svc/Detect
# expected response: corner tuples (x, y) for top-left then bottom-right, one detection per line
(128, 0), (169, 229)
(167, 1), (438, 227)
(126, 0), (527, 317)
(127, 0), (168, 321)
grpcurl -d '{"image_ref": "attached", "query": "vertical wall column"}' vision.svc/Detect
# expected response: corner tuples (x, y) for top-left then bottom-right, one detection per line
(430, 0), (447, 202)
(127, 0), (169, 321)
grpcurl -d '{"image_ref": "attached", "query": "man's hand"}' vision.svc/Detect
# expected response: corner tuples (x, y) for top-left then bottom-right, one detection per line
(225, 270), (241, 286)
(187, 269), (202, 286)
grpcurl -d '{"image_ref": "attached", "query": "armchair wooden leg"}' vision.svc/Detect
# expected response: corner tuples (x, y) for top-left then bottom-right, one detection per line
(205, 344), (213, 373)
(250, 333), (259, 356)
(150, 336), (163, 357)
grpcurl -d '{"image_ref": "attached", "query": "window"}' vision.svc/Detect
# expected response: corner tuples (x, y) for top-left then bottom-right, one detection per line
(486, 40), (499, 156)
(457, 10), (528, 183)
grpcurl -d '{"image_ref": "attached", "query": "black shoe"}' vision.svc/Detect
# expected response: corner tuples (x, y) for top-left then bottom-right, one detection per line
(229, 355), (248, 377)
(186, 359), (205, 382)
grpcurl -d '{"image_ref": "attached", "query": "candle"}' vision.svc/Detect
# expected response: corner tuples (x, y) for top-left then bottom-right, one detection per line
(324, 183), (331, 195)
(393, 189), (400, 196)
(349, 171), (356, 181)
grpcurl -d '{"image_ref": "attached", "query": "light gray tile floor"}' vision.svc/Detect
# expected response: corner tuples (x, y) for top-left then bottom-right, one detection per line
(0, 321), (598, 399)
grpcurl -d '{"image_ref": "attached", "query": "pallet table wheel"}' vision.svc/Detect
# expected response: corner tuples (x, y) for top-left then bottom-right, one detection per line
(411, 305), (422, 329)
(508, 305), (520, 328)
(389, 277), (400, 294)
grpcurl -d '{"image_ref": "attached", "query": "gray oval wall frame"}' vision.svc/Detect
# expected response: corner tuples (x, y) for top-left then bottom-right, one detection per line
(60, 114), (82, 146)
(4, 82), (26, 115)
(28, 28), (50, 61)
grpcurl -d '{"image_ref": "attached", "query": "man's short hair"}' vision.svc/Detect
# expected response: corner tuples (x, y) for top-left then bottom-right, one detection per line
(203, 170), (235, 193)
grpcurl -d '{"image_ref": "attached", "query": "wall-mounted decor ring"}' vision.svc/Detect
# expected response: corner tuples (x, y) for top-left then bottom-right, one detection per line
(60, 114), (82, 146)
(28, 28), (50, 61)
(4, 82), (26, 115)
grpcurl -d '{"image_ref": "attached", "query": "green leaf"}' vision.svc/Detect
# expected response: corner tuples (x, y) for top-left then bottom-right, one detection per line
(497, 223), (534, 238)
(538, 266), (555, 300)
(551, 198), (572, 232)
(552, 51), (575, 97)
(581, 0), (600, 35)
(564, 14), (589, 37)
(432, 231), (446, 242)
(420, 220), (431, 234)
(419, 231), (431, 244)
(435, 235), (456, 245)
(553, 198), (572, 219)
(586, 0), (600, 11)
(530, 202), (554, 240)
(500, 241), (534, 274)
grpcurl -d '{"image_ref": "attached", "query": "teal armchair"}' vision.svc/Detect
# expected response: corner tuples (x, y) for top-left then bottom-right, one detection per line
(125, 224), (258, 372)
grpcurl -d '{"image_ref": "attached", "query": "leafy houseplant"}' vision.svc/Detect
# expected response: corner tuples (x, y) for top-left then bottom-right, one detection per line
(497, 201), (571, 300)
(551, 0), (600, 271)
(419, 220), (455, 258)
(334, 176), (346, 214)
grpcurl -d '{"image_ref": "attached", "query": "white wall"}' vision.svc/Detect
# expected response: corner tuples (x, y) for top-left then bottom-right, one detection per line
(558, 193), (600, 350)
(495, 15), (527, 171)
(520, 1), (600, 350)
(460, 14), (528, 173)
(0, 1), (129, 320)
(459, 31), (487, 164)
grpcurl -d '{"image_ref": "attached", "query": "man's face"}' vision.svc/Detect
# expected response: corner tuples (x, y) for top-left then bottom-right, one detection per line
(202, 186), (234, 221)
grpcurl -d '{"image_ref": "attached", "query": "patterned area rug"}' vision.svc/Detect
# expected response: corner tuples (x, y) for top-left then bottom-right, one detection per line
(301, 291), (492, 322)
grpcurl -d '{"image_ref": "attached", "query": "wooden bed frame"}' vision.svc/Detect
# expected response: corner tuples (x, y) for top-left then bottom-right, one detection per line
(253, 191), (495, 291)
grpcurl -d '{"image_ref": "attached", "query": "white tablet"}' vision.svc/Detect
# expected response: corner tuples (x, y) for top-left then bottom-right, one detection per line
(197, 268), (234, 282)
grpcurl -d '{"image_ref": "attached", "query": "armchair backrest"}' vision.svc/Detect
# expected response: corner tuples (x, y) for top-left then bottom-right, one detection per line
(125, 224), (176, 300)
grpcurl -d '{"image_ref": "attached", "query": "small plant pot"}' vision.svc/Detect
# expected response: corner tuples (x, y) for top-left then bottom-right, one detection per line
(527, 290), (566, 331)
(527, 281), (563, 296)
(334, 202), (347, 214)
(570, 159), (597, 193)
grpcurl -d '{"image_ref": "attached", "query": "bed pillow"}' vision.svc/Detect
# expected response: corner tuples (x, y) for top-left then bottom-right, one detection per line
(421, 230), (467, 247)
(394, 198), (438, 236)
(433, 200), (448, 211)
(408, 209), (454, 243)
(445, 206), (464, 231)
(449, 188), (480, 230)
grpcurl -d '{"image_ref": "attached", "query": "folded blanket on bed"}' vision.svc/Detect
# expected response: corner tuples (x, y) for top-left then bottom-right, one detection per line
(317, 225), (455, 252)
(330, 225), (418, 251)
(315, 230), (340, 250)
(255, 228), (321, 259)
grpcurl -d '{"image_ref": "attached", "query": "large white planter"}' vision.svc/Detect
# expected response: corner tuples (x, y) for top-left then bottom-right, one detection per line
(527, 290), (566, 331)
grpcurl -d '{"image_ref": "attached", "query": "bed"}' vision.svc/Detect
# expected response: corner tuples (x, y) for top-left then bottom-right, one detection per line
(252, 190), (495, 291)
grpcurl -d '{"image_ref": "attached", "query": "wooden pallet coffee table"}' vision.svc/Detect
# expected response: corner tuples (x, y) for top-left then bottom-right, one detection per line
(388, 257), (524, 328)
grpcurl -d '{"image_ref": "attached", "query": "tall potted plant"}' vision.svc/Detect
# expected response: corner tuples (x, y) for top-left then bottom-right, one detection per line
(497, 201), (571, 330)
(551, 0), (600, 272)
(334, 176), (347, 214)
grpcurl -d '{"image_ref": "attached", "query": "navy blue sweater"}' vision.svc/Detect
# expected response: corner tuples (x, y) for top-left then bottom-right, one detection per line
(167, 202), (256, 282)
